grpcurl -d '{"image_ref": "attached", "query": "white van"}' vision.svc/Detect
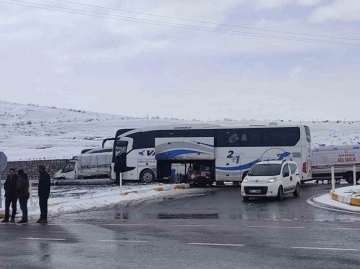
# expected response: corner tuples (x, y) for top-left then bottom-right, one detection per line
(241, 160), (301, 201)
(54, 148), (113, 181)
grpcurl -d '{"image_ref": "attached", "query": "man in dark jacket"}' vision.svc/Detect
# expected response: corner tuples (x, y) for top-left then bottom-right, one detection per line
(37, 165), (51, 224)
(17, 169), (30, 223)
(2, 168), (18, 223)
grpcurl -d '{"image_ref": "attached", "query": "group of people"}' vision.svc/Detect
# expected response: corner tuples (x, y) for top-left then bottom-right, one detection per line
(2, 165), (51, 224)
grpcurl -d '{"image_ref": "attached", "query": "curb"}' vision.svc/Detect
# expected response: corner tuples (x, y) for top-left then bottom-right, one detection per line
(307, 194), (360, 214)
(331, 191), (360, 207)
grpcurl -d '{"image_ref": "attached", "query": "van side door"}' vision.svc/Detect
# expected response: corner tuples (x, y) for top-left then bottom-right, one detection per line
(289, 163), (298, 188)
(282, 164), (291, 193)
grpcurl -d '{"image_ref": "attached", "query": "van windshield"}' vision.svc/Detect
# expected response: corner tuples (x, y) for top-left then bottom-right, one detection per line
(248, 164), (281, 176)
(63, 162), (76, 173)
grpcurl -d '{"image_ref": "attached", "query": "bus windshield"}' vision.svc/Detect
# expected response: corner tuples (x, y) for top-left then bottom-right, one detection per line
(115, 140), (128, 156)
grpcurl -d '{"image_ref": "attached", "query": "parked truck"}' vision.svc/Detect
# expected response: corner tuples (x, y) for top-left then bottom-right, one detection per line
(312, 145), (360, 184)
(53, 147), (113, 182)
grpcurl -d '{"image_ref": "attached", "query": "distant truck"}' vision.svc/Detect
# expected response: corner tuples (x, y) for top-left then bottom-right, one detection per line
(312, 145), (360, 184)
(54, 148), (113, 181)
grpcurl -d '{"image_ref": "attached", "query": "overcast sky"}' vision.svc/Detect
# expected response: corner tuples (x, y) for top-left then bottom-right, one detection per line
(1, 0), (359, 121)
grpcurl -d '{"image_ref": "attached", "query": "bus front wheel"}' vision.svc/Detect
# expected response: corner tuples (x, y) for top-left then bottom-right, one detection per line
(140, 169), (155, 184)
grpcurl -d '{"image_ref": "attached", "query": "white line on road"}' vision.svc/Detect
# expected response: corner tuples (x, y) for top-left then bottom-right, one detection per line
(248, 226), (305, 229)
(329, 227), (360, 231)
(174, 224), (219, 227)
(98, 240), (148, 243)
(188, 243), (244, 247)
(103, 224), (146, 226)
(292, 247), (359, 251)
(47, 224), (95, 226)
(103, 223), (219, 227)
(20, 238), (66, 241)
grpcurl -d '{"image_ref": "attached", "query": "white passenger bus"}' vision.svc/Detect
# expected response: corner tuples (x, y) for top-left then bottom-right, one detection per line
(111, 124), (312, 185)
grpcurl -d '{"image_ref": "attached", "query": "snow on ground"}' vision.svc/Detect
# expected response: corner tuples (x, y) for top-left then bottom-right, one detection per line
(333, 185), (360, 198)
(0, 101), (191, 161)
(1, 100), (360, 161)
(1, 183), (207, 217)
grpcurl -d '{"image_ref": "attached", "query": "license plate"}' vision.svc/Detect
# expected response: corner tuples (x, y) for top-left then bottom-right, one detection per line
(249, 189), (261, 194)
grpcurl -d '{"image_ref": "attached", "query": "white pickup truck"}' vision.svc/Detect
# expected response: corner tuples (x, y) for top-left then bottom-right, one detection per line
(312, 145), (360, 184)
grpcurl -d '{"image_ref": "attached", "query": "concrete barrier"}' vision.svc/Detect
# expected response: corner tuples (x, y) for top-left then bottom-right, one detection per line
(331, 190), (360, 207)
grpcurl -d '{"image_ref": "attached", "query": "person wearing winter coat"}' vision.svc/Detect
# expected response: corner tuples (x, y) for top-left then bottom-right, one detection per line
(16, 169), (30, 224)
(2, 168), (18, 223)
(37, 165), (51, 224)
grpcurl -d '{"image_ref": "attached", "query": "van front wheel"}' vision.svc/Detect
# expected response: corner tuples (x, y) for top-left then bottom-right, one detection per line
(277, 186), (284, 200)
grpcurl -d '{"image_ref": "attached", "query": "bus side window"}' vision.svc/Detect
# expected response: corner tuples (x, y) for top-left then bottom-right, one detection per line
(242, 130), (262, 147)
(240, 132), (250, 146)
(241, 133), (248, 142)
(228, 133), (240, 144)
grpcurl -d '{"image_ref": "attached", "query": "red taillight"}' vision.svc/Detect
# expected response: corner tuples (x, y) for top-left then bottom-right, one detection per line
(302, 162), (307, 173)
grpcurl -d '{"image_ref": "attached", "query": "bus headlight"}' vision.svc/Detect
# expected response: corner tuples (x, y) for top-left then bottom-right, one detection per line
(267, 177), (277, 183)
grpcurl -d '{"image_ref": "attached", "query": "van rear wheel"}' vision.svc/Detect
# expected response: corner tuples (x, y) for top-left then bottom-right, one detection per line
(293, 183), (300, 197)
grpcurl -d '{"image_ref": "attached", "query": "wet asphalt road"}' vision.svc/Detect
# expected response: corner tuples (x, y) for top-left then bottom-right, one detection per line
(1, 183), (359, 269)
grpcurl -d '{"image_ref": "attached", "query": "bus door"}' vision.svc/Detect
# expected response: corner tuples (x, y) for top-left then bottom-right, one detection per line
(113, 137), (133, 173)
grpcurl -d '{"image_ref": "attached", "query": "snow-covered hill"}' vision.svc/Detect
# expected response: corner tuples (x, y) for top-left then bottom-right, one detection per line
(0, 100), (359, 161)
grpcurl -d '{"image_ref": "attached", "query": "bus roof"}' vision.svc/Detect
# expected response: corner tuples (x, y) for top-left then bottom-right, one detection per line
(115, 124), (308, 138)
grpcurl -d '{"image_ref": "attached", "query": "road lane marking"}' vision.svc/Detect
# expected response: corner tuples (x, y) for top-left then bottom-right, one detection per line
(98, 240), (148, 243)
(248, 226), (305, 229)
(104, 224), (146, 226)
(292, 247), (359, 251)
(188, 243), (244, 247)
(103, 224), (219, 227)
(20, 238), (66, 241)
(330, 227), (360, 231)
(174, 224), (219, 227)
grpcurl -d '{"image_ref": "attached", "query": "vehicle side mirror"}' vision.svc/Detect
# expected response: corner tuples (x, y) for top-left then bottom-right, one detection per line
(283, 172), (289, 177)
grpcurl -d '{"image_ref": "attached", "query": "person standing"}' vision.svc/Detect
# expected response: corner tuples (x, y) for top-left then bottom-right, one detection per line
(37, 165), (50, 224)
(2, 168), (19, 223)
(16, 169), (29, 224)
